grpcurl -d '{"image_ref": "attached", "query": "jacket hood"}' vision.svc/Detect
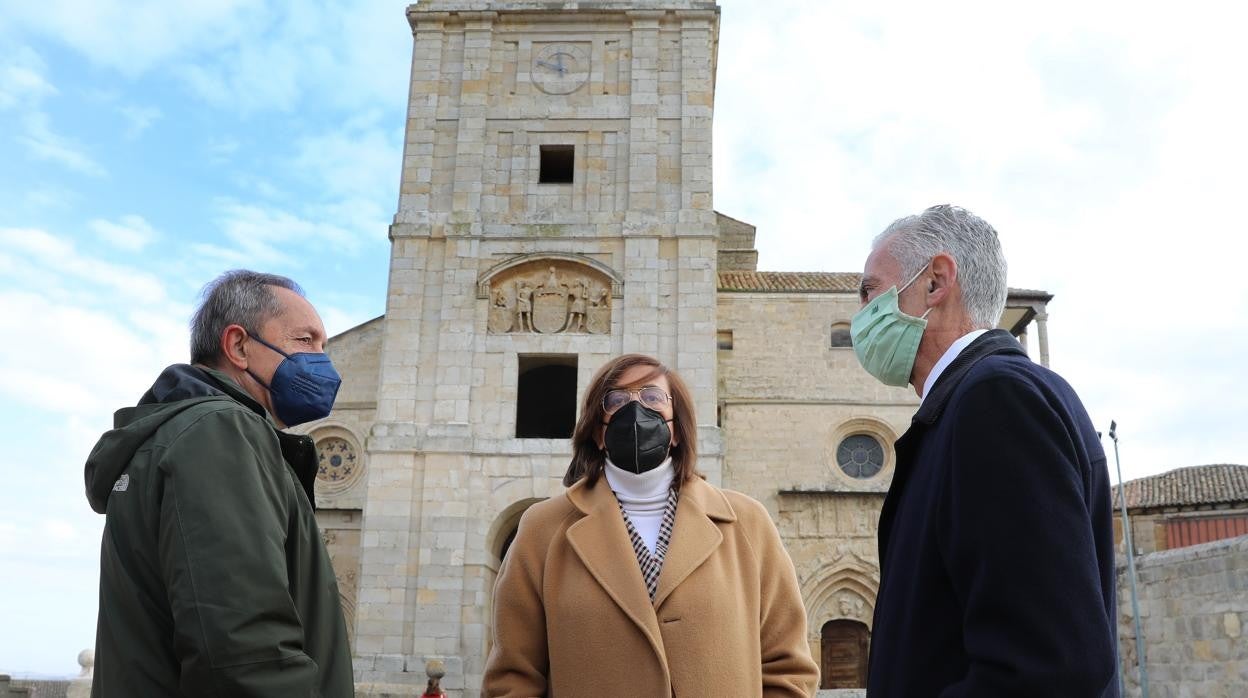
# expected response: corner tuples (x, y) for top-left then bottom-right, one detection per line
(84, 364), (268, 513)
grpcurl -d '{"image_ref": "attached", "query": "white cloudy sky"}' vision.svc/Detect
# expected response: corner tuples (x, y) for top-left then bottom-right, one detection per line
(1, 0), (1246, 677)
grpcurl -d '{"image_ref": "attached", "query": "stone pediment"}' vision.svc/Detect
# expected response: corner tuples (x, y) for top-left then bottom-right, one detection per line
(478, 253), (621, 335)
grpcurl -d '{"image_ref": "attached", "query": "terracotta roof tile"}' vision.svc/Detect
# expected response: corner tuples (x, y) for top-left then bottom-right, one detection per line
(1112, 464), (1248, 510)
(717, 271), (860, 292)
(717, 271), (1051, 301)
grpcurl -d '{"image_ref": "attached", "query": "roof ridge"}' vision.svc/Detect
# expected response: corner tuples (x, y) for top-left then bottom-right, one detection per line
(1112, 463), (1248, 510)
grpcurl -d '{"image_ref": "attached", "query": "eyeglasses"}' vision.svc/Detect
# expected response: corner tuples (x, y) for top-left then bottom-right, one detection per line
(602, 385), (671, 415)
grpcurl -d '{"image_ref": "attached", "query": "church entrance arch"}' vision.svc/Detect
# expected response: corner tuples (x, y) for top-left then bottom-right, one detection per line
(820, 619), (869, 689)
(487, 498), (547, 569)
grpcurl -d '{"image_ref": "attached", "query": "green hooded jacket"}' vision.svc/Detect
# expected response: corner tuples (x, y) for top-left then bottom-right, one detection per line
(84, 364), (354, 697)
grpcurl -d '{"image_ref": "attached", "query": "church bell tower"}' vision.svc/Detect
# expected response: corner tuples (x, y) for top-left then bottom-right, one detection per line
(353, 1), (721, 693)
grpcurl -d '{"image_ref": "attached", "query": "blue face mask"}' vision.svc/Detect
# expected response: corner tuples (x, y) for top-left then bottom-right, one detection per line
(246, 334), (341, 427)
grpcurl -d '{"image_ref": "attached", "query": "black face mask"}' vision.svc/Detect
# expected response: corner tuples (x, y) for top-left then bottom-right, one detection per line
(603, 401), (673, 474)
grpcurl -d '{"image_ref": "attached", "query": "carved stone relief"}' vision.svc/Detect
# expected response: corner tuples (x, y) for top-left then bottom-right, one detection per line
(312, 433), (365, 500)
(318, 514), (361, 644)
(778, 495), (880, 539)
(486, 260), (613, 334)
(837, 592), (868, 621)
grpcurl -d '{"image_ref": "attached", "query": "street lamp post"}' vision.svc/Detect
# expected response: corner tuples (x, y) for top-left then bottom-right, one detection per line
(1110, 420), (1149, 698)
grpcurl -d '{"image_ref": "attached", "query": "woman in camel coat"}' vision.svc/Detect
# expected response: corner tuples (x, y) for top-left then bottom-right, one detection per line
(484, 354), (818, 697)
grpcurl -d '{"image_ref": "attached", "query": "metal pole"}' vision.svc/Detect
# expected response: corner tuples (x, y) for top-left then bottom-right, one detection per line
(1100, 430), (1126, 698)
(1110, 421), (1149, 697)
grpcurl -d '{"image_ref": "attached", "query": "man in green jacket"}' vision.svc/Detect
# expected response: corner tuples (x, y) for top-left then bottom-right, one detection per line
(84, 270), (354, 697)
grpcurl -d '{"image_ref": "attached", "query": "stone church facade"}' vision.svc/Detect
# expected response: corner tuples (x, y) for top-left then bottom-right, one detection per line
(294, 1), (1052, 694)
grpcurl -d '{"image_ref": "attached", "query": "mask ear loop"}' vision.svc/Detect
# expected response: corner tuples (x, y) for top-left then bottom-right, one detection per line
(898, 261), (931, 293)
(899, 261), (935, 320)
(240, 329), (286, 391)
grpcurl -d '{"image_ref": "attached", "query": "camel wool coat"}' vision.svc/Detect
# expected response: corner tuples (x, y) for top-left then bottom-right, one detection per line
(483, 475), (818, 697)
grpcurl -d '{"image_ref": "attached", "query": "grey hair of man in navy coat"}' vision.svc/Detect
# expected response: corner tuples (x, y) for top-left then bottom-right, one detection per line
(858, 205), (1119, 697)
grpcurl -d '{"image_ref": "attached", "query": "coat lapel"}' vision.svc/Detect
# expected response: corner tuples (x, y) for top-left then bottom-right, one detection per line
(653, 478), (735, 609)
(879, 329), (1027, 560)
(565, 480), (668, 665)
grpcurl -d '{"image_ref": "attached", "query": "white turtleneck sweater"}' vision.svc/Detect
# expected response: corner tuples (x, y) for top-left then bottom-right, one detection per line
(603, 457), (675, 554)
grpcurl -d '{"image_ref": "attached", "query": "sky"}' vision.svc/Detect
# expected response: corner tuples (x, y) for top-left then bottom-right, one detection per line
(2, 0), (1247, 678)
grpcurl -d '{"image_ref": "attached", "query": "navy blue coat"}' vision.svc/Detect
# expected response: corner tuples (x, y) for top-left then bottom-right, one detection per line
(867, 330), (1119, 697)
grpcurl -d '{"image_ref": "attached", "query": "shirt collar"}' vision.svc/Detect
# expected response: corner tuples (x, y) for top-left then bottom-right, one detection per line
(920, 329), (989, 403)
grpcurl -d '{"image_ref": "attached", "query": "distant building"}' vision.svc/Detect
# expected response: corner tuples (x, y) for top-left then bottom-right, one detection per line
(1112, 464), (1248, 554)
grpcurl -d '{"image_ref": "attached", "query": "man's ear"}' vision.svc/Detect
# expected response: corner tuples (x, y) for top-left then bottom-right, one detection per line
(926, 252), (958, 309)
(220, 324), (251, 370)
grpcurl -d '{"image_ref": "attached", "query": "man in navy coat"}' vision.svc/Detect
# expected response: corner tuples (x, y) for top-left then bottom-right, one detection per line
(853, 205), (1119, 697)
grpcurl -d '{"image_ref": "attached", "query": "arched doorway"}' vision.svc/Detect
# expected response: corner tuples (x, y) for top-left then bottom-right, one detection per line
(820, 619), (869, 689)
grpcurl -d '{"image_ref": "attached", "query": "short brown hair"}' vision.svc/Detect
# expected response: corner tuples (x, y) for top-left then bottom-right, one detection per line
(563, 354), (701, 488)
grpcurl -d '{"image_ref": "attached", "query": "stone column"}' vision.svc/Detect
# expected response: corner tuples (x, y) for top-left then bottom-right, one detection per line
(66, 650), (93, 698)
(450, 13), (495, 229)
(674, 13), (721, 483)
(678, 13), (715, 215)
(622, 12), (664, 357)
(675, 13), (718, 421)
(1035, 310), (1050, 368)
(396, 13), (449, 226)
(626, 12), (661, 215)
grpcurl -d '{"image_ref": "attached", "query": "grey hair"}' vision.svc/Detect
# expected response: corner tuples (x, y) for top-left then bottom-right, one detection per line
(872, 204), (1008, 329)
(189, 270), (304, 366)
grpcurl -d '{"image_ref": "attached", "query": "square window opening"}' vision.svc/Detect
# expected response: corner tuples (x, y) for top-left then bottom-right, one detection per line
(516, 354), (578, 438)
(539, 145), (575, 184)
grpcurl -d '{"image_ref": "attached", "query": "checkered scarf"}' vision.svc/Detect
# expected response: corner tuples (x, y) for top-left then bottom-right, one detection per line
(617, 486), (679, 601)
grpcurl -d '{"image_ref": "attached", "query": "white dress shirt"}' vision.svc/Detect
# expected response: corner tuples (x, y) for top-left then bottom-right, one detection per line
(920, 329), (989, 403)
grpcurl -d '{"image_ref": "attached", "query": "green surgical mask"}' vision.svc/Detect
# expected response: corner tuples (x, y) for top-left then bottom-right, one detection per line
(851, 263), (931, 387)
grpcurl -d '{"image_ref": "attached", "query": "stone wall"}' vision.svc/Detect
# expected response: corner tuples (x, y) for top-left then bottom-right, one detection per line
(1115, 506), (1248, 555)
(717, 290), (920, 683)
(0, 676), (28, 697)
(2, 677), (66, 697)
(1117, 534), (1248, 697)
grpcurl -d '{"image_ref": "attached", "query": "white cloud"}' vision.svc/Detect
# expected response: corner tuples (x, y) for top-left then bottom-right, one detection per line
(19, 112), (107, 177)
(176, 39), (307, 112)
(118, 103), (162, 139)
(43, 519), (78, 543)
(90, 215), (160, 252)
(710, 0), (1248, 481)
(24, 184), (78, 209)
(194, 199), (370, 271)
(171, 3), (410, 113)
(0, 228), (165, 301)
(294, 111), (402, 200)
(0, 289), (184, 418)
(232, 173), (285, 200)
(278, 114), (401, 254)
(319, 304), (376, 338)
(206, 137), (240, 163)
(2, 0), (254, 78)
(4, 1), (409, 113)
(1, 227), (73, 258)
(0, 45), (56, 109)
